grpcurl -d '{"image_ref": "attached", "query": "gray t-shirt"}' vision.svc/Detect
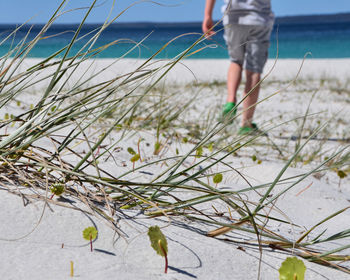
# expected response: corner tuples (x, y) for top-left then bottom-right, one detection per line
(222, 0), (274, 27)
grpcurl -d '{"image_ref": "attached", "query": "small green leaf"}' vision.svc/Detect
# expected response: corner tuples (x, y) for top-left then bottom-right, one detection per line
(30, 104), (34, 109)
(208, 143), (214, 153)
(127, 147), (136, 155)
(213, 173), (223, 184)
(51, 105), (56, 112)
(148, 226), (168, 257)
(252, 155), (257, 162)
(195, 146), (203, 158)
(337, 170), (347, 179)
(98, 132), (105, 139)
(125, 116), (134, 126)
(82, 227), (98, 241)
(16, 100), (21, 107)
(8, 153), (17, 160)
(226, 146), (233, 152)
(279, 257), (306, 280)
(130, 154), (140, 162)
(233, 142), (241, 149)
(115, 124), (123, 131)
(4, 113), (9, 120)
(257, 160), (262, 164)
(182, 137), (188, 143)
(176, 148), (179, 155)
(50, 183), (65, 196)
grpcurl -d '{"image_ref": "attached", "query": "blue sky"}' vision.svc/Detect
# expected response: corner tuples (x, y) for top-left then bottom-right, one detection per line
(2, 0), (350, 24)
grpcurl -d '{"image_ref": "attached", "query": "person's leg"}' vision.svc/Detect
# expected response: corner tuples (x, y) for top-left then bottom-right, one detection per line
(240, 25), (271, 128)
(221, 24), (247, 120)
(226, 62), (242, 103)
(241, 70), (260, 127)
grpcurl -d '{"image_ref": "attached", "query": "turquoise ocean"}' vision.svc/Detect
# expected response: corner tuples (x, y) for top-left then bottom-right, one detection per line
(1, 13), (350, 59)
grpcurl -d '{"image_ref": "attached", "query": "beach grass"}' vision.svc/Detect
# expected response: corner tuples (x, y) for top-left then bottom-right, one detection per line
(0, 0), (350, 277)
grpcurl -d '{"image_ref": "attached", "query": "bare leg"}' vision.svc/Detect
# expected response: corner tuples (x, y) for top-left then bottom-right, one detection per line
(226, 62), (242, 103)
(241, 70), (261, 127)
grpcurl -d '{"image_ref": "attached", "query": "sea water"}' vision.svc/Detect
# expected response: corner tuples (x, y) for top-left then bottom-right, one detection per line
(1, 18), (350, 59)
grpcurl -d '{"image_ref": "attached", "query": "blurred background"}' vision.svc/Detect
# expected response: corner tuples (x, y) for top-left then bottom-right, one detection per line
(1, 0), (350, 59)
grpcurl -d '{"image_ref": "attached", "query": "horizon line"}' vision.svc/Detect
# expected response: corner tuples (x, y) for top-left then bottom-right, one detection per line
(1, 11), (350, 25)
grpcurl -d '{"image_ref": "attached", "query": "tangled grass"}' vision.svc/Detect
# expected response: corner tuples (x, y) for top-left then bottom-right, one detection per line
(0, 0), (349, 276)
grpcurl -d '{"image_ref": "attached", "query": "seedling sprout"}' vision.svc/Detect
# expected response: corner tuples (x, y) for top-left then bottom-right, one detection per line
(83, 227), (98, 252)
(148, 226), (168, 273)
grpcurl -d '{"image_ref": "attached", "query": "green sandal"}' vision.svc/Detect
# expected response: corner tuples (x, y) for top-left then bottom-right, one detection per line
(219, 102), (237, 123)
(238, 123), (267, 136)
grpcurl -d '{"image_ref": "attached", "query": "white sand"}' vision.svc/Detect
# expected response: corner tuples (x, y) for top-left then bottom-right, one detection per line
(16, 58), (350, 84)
(1, 58), (350, 279)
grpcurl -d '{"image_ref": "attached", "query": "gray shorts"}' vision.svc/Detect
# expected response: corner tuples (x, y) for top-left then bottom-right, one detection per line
(224, 24), (272, 73)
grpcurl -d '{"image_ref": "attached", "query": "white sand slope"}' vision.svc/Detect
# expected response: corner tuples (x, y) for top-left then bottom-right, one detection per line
(1, 166), (349, 279)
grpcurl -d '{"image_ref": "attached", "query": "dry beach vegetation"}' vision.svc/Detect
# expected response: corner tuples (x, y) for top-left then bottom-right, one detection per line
(0, 1), (349, 279)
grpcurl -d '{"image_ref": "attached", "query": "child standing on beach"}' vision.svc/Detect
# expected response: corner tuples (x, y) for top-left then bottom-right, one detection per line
(202, 0), (274, 134)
